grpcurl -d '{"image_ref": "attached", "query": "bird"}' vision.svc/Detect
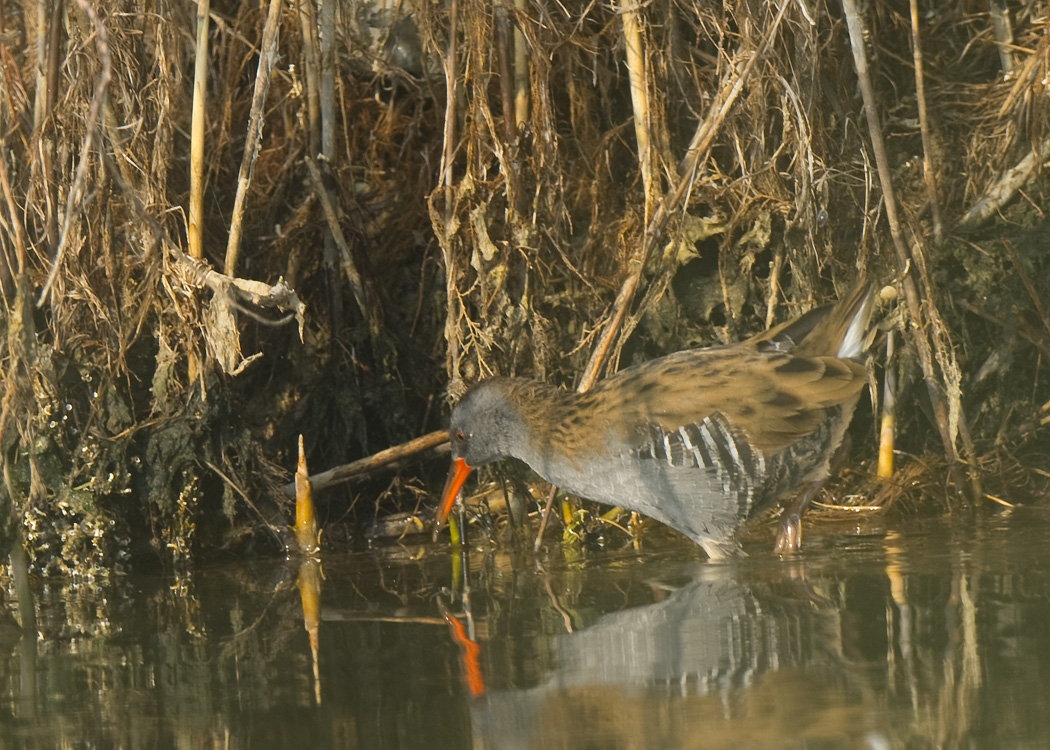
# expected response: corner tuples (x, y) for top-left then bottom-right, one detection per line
(434, 277), (875, 558)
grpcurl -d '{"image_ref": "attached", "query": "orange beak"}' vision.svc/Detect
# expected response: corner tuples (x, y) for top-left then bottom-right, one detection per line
(433, 457), (473, 539)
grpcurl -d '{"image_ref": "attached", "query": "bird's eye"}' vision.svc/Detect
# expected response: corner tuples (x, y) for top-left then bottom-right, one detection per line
(454, 429), (467, 443)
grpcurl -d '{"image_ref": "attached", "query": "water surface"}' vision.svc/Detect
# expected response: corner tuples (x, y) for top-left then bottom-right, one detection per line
(2, 508), (1050, 748)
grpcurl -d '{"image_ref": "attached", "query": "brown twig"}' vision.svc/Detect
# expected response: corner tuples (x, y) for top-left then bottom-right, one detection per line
(533, 487), (558, 551)
(574, 245), (647, 393)
(281, 430), (450, 497)
(996, 35), (1045, 119)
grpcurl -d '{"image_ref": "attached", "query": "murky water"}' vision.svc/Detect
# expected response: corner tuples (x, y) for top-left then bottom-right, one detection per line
(2, 508), (1050, 748)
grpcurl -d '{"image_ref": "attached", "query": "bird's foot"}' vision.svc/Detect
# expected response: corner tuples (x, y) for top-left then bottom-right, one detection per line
(774, 512), (802, 555)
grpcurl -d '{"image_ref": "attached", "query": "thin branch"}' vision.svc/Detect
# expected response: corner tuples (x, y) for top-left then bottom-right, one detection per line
(281, 430), (450, 497)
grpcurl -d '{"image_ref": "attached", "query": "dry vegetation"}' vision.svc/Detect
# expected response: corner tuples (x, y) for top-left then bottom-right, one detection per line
(1, 0), (1049, 572)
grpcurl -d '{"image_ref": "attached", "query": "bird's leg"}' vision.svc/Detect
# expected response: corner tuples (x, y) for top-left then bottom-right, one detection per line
(774, 482), (820, 555)
(774, 434), (853, 555)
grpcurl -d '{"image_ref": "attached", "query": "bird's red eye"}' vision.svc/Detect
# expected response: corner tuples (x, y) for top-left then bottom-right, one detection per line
(454, 429), (467, 443)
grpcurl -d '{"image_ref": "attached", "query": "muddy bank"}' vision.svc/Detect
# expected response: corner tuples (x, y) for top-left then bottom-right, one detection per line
(1, 1), (1048, 573)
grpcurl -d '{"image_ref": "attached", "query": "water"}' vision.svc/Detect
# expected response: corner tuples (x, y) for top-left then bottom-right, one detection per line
(2, 508), (1050, 748)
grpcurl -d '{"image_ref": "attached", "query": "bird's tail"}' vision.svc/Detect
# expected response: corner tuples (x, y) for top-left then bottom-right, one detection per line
(794, 275), (875, 360)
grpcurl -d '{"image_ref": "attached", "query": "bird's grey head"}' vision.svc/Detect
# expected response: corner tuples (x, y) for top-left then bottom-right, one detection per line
(448, 378), (527, 467)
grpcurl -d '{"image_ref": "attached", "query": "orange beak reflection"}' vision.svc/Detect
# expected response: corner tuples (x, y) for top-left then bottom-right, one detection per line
(434, 457), (473, 539)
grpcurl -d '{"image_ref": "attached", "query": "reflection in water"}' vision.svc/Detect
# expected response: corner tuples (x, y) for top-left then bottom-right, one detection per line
(1, 511), (1050, 747)
(298, 555), (323, 705)
(472, 566), (868, 749)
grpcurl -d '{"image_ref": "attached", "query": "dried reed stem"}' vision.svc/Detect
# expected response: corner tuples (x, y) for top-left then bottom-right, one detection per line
(188, 0), (210, 261)
(996, 37), (1044, 119)
(319, 0), (335, 161)
(617, 0), (655, 218)
(31, 0), (48, 127)
(909, 0), (942, 242)
(294, 434), (320, 554)
(989, 0), (1015, 73)
(297, 0), (321, 157)
(495, 6), (515, 144)
(439, 0), (461, 380)
(318, 0), (342, 335)
(513, 0), (528, 128)
(575, 248), (646, 392)
(441, 0), (459, 198)
(878, 326), (896, 479)
(224, 0), (285, 276)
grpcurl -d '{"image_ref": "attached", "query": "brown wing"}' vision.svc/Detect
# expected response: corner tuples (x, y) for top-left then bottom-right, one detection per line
(576, 347), (867, 456)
